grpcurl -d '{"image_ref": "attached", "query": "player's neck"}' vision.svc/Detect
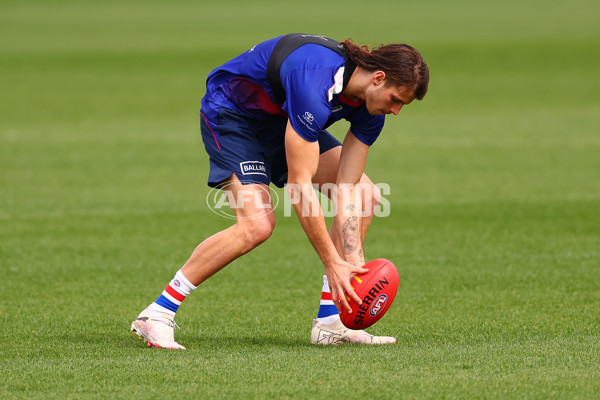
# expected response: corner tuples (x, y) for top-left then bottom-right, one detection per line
(342, 66), (369, 102)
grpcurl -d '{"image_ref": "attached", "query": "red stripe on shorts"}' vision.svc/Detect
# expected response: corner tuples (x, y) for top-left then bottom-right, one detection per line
(201, 112), (221, 150)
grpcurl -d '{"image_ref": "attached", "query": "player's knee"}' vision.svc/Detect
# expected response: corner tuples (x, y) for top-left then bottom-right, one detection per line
(252, 217), (275, 244)
(238, 215), (275, 252)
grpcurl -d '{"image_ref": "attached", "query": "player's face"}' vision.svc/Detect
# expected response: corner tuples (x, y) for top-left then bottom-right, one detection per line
(365, 74), (416, 116)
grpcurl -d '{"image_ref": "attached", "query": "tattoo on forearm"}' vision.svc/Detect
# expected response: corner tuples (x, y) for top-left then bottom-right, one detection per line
(342, 216), (360, 254)
(345, 204), (356, 212)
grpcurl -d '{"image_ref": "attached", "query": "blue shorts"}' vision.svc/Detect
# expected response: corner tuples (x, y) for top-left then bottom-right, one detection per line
(200, 107), (342, 188)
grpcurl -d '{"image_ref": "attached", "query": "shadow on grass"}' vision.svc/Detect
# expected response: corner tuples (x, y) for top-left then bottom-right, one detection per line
(184, 333), (312, 350)
(48, 328), (312, 352)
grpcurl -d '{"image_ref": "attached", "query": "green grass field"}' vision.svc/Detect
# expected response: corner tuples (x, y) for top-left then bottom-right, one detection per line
(1, 0), (599, 398)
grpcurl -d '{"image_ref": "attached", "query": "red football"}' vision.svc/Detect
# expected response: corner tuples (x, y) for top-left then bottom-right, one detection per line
(340, 259), (399, 330)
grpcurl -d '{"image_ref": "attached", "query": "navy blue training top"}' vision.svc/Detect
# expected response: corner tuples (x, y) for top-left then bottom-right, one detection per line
(200, 35), (385, 146)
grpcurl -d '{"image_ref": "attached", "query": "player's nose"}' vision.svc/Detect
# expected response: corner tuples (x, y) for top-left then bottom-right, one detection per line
(390, 104), (403, 115)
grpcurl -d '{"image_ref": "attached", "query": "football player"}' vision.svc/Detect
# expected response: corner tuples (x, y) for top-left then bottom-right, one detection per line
(131, 34), (429, 349)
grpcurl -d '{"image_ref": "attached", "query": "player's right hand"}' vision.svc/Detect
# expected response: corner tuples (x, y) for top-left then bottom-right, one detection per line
(324, 257), (369, 314)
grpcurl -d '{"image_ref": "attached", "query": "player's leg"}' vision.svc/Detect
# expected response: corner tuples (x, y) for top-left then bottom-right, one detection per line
(180, 174), (276, 284)
(131, 174), (276, 349)
(132, 105), (281, 349)
(309, 141), (395, 345)
(312, 144), (381, 257)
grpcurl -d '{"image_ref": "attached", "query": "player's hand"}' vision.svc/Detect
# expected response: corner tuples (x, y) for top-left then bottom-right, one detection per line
(324, 258), (369, 314)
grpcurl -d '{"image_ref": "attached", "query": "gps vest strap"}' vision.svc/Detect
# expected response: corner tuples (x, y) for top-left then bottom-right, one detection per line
(266, 33), (357, 105)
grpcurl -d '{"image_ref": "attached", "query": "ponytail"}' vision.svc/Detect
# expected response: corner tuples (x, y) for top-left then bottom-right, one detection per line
(341, 39), (429, 100)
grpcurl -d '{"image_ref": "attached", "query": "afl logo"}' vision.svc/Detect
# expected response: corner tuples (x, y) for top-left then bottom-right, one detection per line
(173, 279), (181, 287)
(369, 294), (387, 316)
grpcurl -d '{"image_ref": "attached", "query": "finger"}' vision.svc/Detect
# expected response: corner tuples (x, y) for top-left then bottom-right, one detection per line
(339, 291), (353, 314)
(344, 262), (368, 275)
(345, 281), (362, 305)
(337, 282), (358, 313)
(349, 269), (367, 279)
(330, 281), (352, 314)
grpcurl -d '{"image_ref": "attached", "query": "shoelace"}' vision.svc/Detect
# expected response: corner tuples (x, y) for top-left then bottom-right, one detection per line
(149, 316), (181, 330)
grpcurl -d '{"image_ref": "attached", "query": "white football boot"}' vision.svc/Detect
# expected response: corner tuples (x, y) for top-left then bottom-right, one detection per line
(311, 319), (396, 345)
(130, 307), (186, 350)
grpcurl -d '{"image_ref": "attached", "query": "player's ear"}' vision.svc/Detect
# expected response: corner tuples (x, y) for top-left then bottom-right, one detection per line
(372, 71), (386, 86)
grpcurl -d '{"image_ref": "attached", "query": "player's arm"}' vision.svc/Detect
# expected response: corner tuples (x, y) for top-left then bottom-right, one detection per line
(331, 130), (369, 267)
(285, 121), (367, 313)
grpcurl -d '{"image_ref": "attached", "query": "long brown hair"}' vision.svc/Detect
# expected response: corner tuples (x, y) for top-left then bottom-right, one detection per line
(340, 39), (429, 100)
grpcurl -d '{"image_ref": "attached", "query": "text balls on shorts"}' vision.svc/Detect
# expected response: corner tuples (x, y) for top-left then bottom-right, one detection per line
(339, 259), (399, 330)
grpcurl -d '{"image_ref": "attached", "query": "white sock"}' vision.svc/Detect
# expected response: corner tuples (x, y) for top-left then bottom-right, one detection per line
(316, 275), (341, 324)
(148, 270), (197, 317)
